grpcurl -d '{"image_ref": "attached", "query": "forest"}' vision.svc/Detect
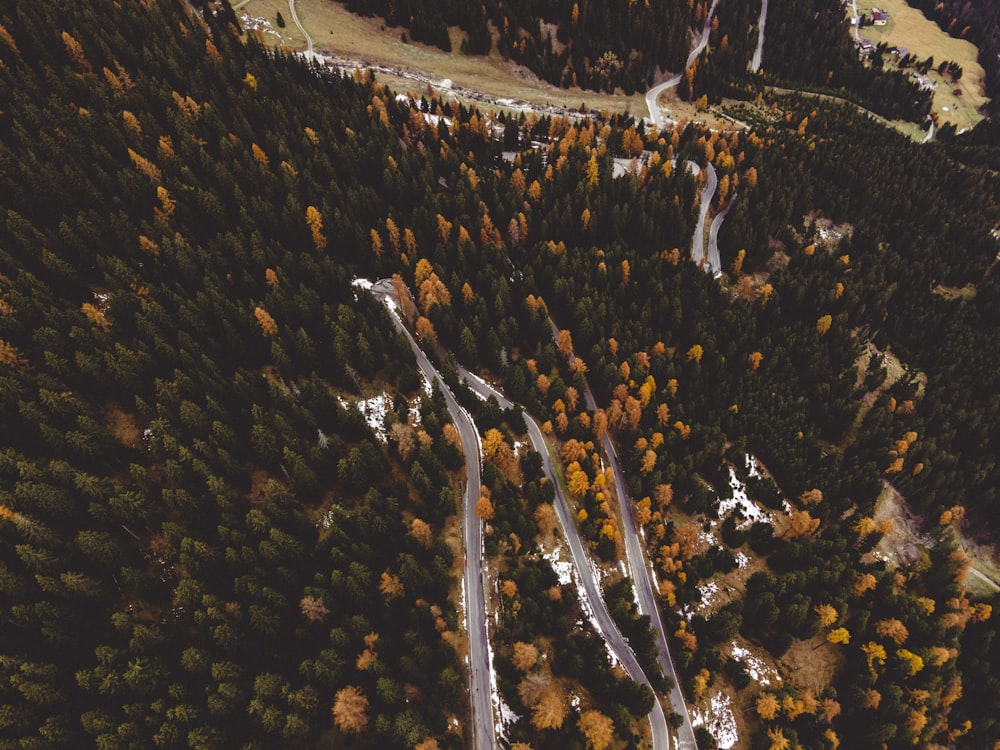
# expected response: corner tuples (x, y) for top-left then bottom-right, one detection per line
(0, 0), (999, 748)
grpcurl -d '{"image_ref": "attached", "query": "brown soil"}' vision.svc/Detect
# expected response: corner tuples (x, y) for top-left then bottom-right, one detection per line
(246, 468), (274, 504)
(931, 282), (977, 301)
(104, 402), (143, 449)
(782, 635), (846, 694)
(872, 480), (932, 568)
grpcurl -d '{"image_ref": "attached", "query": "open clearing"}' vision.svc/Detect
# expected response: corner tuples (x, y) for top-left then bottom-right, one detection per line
(857, 0), (988, 130)
(242, 0), (647, 117)
(238, 0), (741, 129)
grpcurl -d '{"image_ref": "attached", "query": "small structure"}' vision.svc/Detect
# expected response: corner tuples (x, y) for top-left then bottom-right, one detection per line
(857, 39), (874, 55)
(872, 8), (889, 25)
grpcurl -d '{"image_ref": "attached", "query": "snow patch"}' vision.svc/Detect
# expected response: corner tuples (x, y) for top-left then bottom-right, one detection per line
(542, 547), (618, 668)
(351, 277), (373, 291)
(691, 691), (739, 749)
(543, 549), (575, 588)
(340, 392), (393, 442)
(497, 696), (520, 737)
(718, 464), (771, 528)
(731, 642), (781, 686)
(697, 580), (720, 611)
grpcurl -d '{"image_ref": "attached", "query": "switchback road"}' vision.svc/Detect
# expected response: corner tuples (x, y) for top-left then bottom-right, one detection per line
(548, 323), (699, 750)
(370, 281), (495, 750)
(645, 0), (721, 129)
(457, 369), (672, 750)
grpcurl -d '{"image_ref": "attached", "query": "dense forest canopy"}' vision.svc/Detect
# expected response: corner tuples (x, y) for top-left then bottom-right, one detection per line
(0, 0), (999, 748)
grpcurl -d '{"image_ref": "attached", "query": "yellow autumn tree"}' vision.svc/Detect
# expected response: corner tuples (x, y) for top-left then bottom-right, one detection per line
(534, 504), (558, 538)
(897, 648), (924, 676)
(0, 340), (28, 370)
(379, 571), (404, 602)
(62, 31), (91, 73)
(874, 618), (909, 645)
(556, 329), (574, 359)
(476, 494), (495, 521)
(827, 627), (850, 645)
(578, 710), (614, 750)
(81, 302), (111, 331)
(786, 509), (820, 538)
(332, 686), (369, 734)
(415, 316), (436, 342)
(566, 462), (590, 498)
(254, 307), (278, 337)
(686, 344), (704, 363)
(512, 642), (539, 672)
(814, 603), (838, 627)
(816, 314), (833, 336)
(298, 594), (330, 623)
(756, 692), (779, 720)
(853, 573), (877, 597)
(251, 142), (269, 166)
(410, 518), (433, 549)
(768, 727), (790, 750)
(534, 686), (568, 730)
(861, 641), (887, 674)
(305, 206), (326, 250)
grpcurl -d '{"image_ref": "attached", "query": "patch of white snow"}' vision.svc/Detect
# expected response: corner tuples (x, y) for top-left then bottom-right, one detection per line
(731, 642), (781, 686)
(691, 691), (739, 749)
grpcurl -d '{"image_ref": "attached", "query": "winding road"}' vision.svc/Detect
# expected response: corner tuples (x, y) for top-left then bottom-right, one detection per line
(371, 275), (683, 750)
(706, 188), (733, 277)
(690, 162), (719, 274)
(457, 369), (673, 750)
(370, 281), (495, 750)
(548, 322), (699, 750)
(645, 0), (721, 129)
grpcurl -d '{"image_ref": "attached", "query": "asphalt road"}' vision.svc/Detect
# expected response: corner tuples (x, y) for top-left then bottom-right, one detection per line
(457, 369), (673, 750)
(370, 282), (496, 750)
(600, 432), (698, 750)
(547, 323), (699, 750)
(645, 0), (721, 129)
(707, 187), (733, 277)
(750, 0), (769, 73)
(691, 162), (718, 273)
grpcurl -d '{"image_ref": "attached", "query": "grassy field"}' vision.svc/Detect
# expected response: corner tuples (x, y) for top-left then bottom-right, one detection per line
(238, 0), (649, 118)
(235, 0), (748, 129)
(857, 0), (988, 131)
(234, 0), (306, 50)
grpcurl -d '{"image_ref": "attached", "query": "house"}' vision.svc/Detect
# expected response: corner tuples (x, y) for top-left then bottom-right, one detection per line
(857, 39), (874, 55)
(872, 8), (889, 25)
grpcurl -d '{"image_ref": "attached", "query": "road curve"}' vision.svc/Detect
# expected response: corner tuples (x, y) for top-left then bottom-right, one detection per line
(601, 433), (698, 750)
(370, 282), (496, 750)
(457, 369), (672, 750)
(546, 322), (699, 750)
(645, 0), (721, 129)
(750, 0), (769, 73)
(287, 0), (314, 57)
(706, 191), (734, 277)
(691, 162), (718, 273)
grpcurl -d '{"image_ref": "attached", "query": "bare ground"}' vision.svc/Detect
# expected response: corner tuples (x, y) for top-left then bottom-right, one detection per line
(104, 402), (143, 449)
(871, 480), (933, 567)
(782, 635), (846, 694)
